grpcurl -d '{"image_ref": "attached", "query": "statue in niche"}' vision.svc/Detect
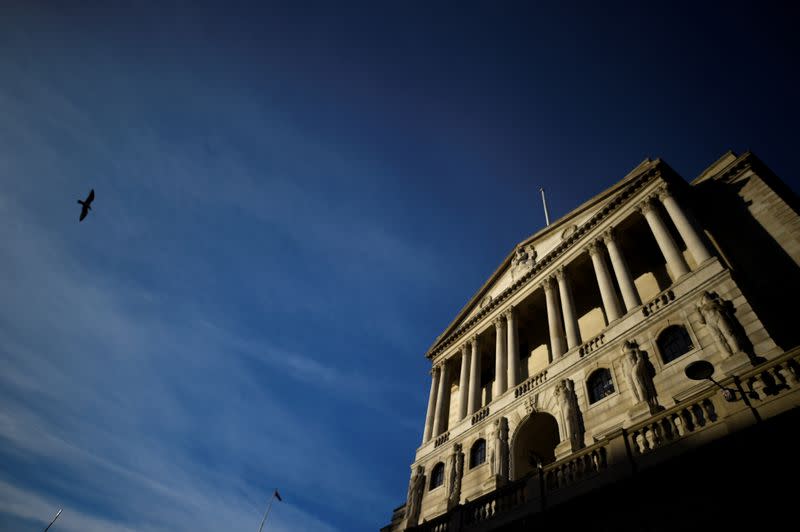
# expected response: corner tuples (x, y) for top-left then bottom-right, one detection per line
(490, 417), (510, 480)
(447, 443), (464, 509)
(511, 244), (537, 280)
(697, 291), (746, 358)
(555, 378), (584, 452)
(405, 465), (425, 527)
(622, 340), (661, 414)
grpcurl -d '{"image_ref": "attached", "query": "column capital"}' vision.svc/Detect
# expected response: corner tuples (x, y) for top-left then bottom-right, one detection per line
(470, 334), (479, 346)
(430, 365), (441, 377)
(503, 304), (516, 319)
(601, 227), (617, 245)
(636, 196), (658, 215)
(555, 266), (567, 282)
(655, 182), (673, 201)
(542, 275), (556, 292)
(493, 317), (506, 330)
(460, 342), (470, 355)
(586, 239), (602, 257)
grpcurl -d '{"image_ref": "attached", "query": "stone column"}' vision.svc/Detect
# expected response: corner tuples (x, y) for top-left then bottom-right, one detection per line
(657, 185), (712, 266)
(587, 241), (622, 323)
(543, 276), (565, 358)
(556, 267), (581, 349)
(505, 306), (519, 389)
(423, 365), (440, 443)
(458, 344), (470, 420)
(493, 318), (507, 398)
(603, 228), (641, 311)
(432, 361), (450, 437)
(467, 336), (481, 414)
(639, 197), (690, 279)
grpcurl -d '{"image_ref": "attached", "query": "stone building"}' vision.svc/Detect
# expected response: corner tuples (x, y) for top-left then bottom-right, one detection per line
(383, 151), (800, 532)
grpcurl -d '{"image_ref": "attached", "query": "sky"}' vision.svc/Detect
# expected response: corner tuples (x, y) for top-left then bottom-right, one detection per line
(0, 1), (798, 531)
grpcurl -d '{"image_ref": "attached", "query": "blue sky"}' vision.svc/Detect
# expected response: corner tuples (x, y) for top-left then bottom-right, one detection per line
(0, 2), (797, 531)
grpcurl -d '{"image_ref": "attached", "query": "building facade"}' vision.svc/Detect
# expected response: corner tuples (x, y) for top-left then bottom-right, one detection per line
(383, 151), (800, 532)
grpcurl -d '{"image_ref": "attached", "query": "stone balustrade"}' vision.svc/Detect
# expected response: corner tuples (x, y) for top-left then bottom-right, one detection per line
(544, 442), (608, 491)
(471, 406), (490, 426)
(462, 478), (527, 527)
(434, 431), (450, 448)
(628, 397), (718, 455)
(514, 370), (548, 398)
(745, 355), (800, 400)
(415, 515), (449, 532)
(641, 289), (675, 317)
(578, 333), (605, 357)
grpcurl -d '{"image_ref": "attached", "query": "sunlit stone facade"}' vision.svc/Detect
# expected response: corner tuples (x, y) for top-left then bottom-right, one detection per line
(383, 151), (800, 532)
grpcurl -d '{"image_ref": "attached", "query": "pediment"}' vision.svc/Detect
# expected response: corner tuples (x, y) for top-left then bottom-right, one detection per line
(429, 158), (656, 356)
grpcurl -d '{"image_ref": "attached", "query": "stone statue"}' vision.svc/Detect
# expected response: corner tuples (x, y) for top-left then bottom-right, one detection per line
(622, 340), (661, 413)
(511, 245), (537, 280)
(697, 291), (745, 358)
(491, 417), (510, 479)
(447, 443), (464, 510)
(555, 378), (584, 452)
(405, 465), (425, 527)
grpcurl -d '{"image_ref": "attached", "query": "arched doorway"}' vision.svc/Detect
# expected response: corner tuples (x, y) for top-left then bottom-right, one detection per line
(511, 412), (560, 480)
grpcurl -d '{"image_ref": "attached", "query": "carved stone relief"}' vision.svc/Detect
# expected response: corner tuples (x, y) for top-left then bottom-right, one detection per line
(446, 443), (464, 510)
(511, 244), (537, 281)
(555, 378), (584, 452)
(696, 291), (748, 359)
(490, 417), (510, 480)
(405, 465), (425, 527)
(621, 340), (661, 414)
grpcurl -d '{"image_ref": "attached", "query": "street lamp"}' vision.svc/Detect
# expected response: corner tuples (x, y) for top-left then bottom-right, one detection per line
(684, 359), (762, 422)
(684, 360), (738, 401)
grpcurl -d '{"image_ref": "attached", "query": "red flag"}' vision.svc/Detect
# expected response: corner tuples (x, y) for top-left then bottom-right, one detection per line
(274, 489), (282, 502)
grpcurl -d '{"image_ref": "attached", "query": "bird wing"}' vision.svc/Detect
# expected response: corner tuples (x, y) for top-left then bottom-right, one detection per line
(80, 205), (89, 221)
(86, 189), (95, 204)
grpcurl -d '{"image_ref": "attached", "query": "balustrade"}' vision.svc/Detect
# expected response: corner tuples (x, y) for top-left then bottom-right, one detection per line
(544, 444), (608, 491)
(579, 333), (605, 357)
(462, 479), (526, 526)
(471, 406), (489, 426)
(641, 289), (675, 317)
(514, 370), (548, 398)
(628, 397), (718, 455)
(434, 432), (450, 448)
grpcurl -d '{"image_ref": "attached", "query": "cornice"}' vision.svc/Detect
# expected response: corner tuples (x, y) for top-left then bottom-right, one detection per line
(690, 151), (756, 185)
(427, 162), (670, 360)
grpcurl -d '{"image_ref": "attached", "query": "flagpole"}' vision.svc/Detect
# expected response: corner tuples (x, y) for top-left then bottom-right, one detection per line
(43, 508), (62, 532)
(257, 492), (276, 532)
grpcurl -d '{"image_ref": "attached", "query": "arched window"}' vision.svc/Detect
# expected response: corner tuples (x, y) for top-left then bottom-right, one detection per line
(658, 325), (694, 364)
(587, 368), (615, 404)
(429, 462), (444, 490)
(470, 439), (486, 469)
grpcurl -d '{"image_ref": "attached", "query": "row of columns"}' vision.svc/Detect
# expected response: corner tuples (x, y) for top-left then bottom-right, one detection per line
(422, 182), (712, 444)
(423, 307), (522, 442)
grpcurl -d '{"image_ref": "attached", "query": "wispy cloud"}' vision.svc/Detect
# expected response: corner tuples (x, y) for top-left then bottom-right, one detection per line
(0, 49), (428, 529)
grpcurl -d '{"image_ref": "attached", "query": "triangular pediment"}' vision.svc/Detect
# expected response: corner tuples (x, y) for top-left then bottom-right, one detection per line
(427, 157), (657, 356)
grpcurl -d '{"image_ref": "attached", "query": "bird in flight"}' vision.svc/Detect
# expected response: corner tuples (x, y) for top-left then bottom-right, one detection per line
(78, 189), (95, 221)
